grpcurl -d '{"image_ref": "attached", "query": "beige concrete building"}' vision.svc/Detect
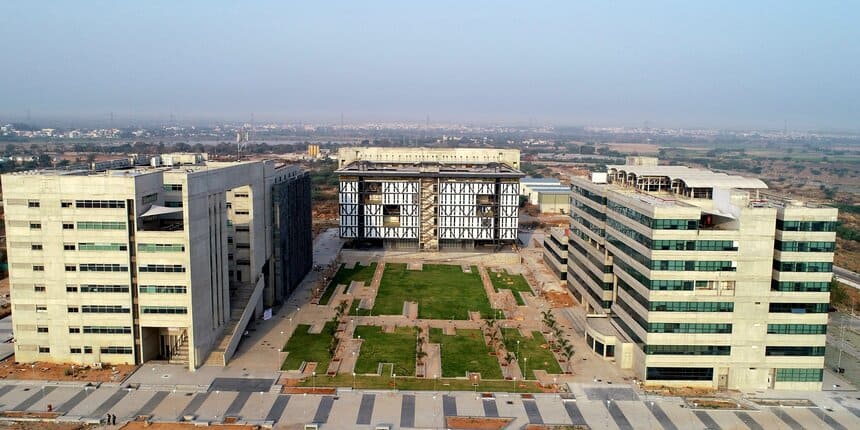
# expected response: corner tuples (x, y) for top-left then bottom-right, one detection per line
(543, 227), (568, 281)
(336, 147), (523, 250)
(3, 157), (312, 369)
(567, 160), (836, 391)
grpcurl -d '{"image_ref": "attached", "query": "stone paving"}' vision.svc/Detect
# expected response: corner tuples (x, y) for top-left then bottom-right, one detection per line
(0, 380), (857, 429)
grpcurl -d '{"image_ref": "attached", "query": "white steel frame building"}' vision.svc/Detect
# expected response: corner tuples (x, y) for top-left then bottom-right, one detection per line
(336, 147), (523, 250)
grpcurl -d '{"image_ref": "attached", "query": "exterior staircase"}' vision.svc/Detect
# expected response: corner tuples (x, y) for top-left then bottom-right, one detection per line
(203, 277), (265, 366)
(420, 178), (438, 250)
(168, 332), (189, 365)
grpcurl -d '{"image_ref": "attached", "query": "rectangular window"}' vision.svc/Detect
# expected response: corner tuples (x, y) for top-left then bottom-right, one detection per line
(776, 220), (837, 232)
(646, 367), (713, 381)
(64, 243), (76, 251)
(137, 243), (185, 252)
(164, 201), (183, 208)
(773, 261), (833, 273)
(163, 184), (183, 192)
(79, 263), (128, 272)
(83, 346), (92, 354)
(37, 326), (48, 333)
(769, 303), (829, 313)
(65, 265), (77, 272)
(76, 221), (126, 230)
(67, 306), (79, 313)
(34, 284), (46, 292)
(33, 265), (44, 271)
(139, 264), (185, 273)
(62, 222), (74, 230)
(69, 327), (81, 334)
(644, 345), (730, 355)
(61, 201), (73, 208)
(771, 281), (830, 292)
(235, 225), (249, 232)
(234, 210), (249, 215)
(142, 193), (158, 204)
(80, 285), (129, 293)
(141, 306), (188, 314)
(66, 285), (78, 292)
(30, 222), (42, 229)
(775, 368), (823, 382)
(236, 243), (250, 249)
(28, 200), (40, 208)
(77, 243), (128, 251)
(36, 305), (47, 312)
(38, 346), (50, 353)
(75, 200), (125, 208)
(767, 324), (827, 335)
(233, 192), (249, 198)
(70, 347), (82, 354)
(81, 305), (129, 313)
(83, 326), (132, 334)
(139, 285), (187, 294)
(99, 346), (133, 354)
(31, 243), (43, 251)
(765, 346), (825, 356)
(775, 240), (835, 253)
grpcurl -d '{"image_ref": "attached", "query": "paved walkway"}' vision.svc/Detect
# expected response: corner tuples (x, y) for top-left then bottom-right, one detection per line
(0, 380), (858, 429)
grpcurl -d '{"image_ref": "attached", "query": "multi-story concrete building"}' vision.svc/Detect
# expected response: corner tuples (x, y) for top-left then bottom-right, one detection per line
(2, 156), (312, 369)
(543, 227), (568, 281)
(336, 147), (523, 250)
(567, 159), (836, 391)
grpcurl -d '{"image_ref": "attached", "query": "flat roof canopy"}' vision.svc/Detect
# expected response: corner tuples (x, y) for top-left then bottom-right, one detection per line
(139, 204), (183, 217)
(606, 165), (768, 189)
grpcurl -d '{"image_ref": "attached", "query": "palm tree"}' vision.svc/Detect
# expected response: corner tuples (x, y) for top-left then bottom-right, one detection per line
(563, 344), (575, 373)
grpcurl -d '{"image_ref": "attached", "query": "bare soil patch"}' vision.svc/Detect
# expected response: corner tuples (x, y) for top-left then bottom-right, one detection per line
(119, 423), (258, 430)
(0, 357), (135, 382)
(446, 416), (513, 430)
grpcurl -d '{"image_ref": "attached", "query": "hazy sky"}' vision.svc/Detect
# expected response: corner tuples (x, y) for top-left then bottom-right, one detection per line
(1, 1), (858, 129)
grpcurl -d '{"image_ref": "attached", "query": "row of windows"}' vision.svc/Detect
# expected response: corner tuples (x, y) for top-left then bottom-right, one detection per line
(571, 185), (606, 205)
(78, 243), (127, 251)
(141, 306), (187, 314)
(572, 214), (604, 237)
(77, 221), (126, 230)
(767, 324), (827, 335)
(80, 305), (129, 313)
(163, 184), (183, 191)
(774, 261), (832, 273)
(651, 301), (733, 313)
(775, 368), (823, 382)
(80, 264), (128, 272)
(137, 243), (185, 252)
(644, 345), (731, 355)
(100, 346), (133, 354)
(139, 264), (186, 273)
(569, 240), (611, 273)
(83, 326), (132, 334)
(573, 199), (606, 221)
(607, 200), (698, 230)
(769, 303), (829, 313)
(570, 259), (613, 290)
(775, 240), (835, 253)
(652, 260), (736, 272)
(80, 285), (129, 293)
(649, 322), (733, 334)
(647, 367), (713, 381)
(142, 193), (157, 204)
(776, 220), (837, 232)
(139, 285), (187, 294)
(614, 259), (695, 291)
(765, 346), (825, 356)
(771, 281), (830, 292)
(75, 200), (125, 208)
(164, 201), (183, 208)
(569, 271), (613, 309)
(607, 219), (736, 251)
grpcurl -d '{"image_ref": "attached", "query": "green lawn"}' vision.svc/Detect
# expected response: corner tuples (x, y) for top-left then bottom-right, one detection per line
(354, 325), (417, 376)
(373, 263), (493, 319)
(489, 270), (533, 306)
(295, 373), (544, 392)
(501, 328), (563, 377)
(281, 322), (336, 371)
(320, 262), (377, 305)
(429, 328), (502, 379)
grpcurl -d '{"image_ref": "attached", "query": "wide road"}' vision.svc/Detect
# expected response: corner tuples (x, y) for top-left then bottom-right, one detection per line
(835, 266), (860, 289)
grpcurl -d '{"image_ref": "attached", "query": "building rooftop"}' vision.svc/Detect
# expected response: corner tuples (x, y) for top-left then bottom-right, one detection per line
(606, 165), (768, 189)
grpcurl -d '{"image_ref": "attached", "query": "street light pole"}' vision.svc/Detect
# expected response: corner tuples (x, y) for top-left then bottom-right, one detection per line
(312, 371), (316, 393)
(352, 372), (356, 390)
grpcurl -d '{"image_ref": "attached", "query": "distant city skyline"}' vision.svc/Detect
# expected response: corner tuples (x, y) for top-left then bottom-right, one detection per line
(1, 1), (858, 131)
